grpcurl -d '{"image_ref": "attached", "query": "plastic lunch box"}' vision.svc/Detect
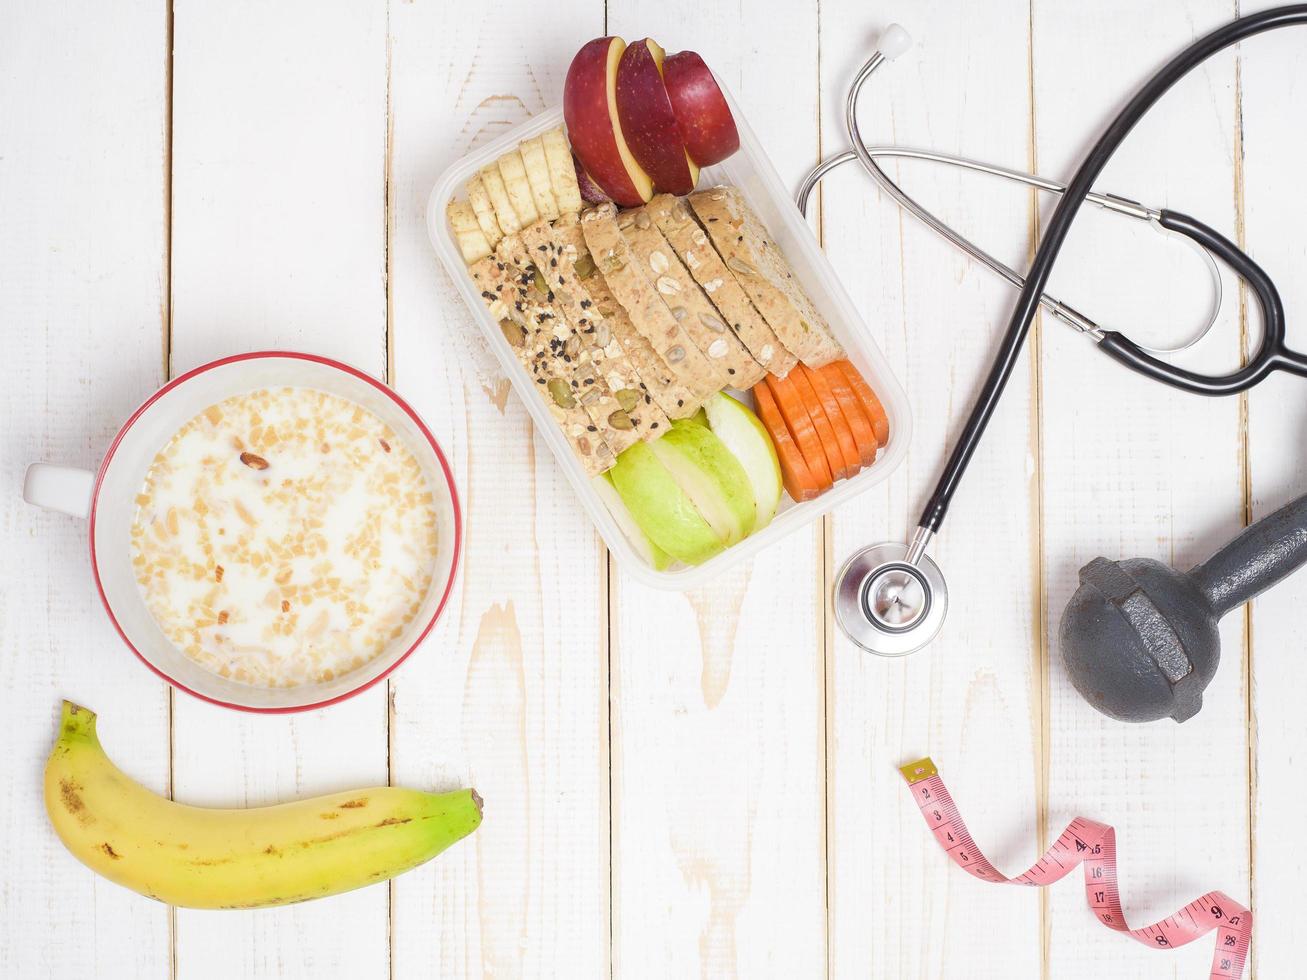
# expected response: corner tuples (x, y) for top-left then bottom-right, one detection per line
(427, 87), (911, 590)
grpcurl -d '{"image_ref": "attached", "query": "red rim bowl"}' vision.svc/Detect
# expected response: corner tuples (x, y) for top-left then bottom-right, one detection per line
(88, 351), (463, 713)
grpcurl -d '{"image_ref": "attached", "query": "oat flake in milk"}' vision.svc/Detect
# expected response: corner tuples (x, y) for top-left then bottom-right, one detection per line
(129, 387), (439, 687)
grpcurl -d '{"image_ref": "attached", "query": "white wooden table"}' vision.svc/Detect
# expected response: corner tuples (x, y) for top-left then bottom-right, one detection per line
(4, 1), (1304, 976)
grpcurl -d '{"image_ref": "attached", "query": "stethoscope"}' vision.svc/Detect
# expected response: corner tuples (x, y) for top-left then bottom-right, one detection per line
(801, 7), (1307, 658)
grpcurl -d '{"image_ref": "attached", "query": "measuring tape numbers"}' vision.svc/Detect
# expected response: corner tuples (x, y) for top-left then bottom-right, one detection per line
(899, 759), (1251, 979)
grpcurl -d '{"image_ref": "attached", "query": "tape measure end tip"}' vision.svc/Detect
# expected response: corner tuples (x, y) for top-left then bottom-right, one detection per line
(899, 758), (938, 784)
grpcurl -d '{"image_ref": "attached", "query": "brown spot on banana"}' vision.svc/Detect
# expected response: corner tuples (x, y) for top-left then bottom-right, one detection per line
(60, 778), (91, 825)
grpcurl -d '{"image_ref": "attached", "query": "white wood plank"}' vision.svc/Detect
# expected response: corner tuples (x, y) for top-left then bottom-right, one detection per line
(1, 3), (172, 975)
(601, 8), (828, 977)
(386, 3), (612, 977)
(1033, 3), (1250, 977)
(167, 2), (391, 976)
(1239, 7), (1307, 976)
(821, 4), (1045, 977)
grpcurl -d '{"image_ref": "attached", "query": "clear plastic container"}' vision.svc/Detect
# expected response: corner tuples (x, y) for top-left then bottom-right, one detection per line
(427, 89), (911, 590)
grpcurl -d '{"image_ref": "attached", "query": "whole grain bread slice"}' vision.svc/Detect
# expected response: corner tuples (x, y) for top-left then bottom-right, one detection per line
(552, 215), (699, 419)
(687, 186), (844, 367)
(580, 202), (720, 407)
(622, 206), (765, 388)
(649, 192), (798, 377)
(467, 255), (614, 475)
(521, 220), (669, 442)
(495, 232), (640, 457)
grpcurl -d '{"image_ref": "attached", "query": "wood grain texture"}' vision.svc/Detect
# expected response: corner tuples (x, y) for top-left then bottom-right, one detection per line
(386, 2), (611, 977)
(167, 2), (391, 976)
(821, 3), (1045, 976)
(1033, 2), (1250, 976)
(7, 1), (1304, 977)
(0, 3), (172, 975)
(603, 6), (828, 978)
(1239, 5), (1307, 976)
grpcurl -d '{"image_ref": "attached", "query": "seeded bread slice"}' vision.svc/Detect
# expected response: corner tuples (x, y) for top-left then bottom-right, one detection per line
(468, 255), (614, 475)
(521, 220), (669, 442)
(495, 231), (640, 456)
(623, 206), (765, 388)
(649, 193), (798, 377)
(553, 215), (699, 419)
(580, 202), (720, 407)
(688, 186), (844, 367)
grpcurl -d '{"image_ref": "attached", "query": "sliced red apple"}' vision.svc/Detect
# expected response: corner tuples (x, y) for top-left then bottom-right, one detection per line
(662, 50), (739, 167)
(563, 37), (654, 208)
(573, 153), (610, 204)
(615, 38), (700, 196)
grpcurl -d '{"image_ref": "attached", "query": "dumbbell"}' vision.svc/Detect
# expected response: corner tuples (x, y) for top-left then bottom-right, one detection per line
(1059, 491), (1307, 723)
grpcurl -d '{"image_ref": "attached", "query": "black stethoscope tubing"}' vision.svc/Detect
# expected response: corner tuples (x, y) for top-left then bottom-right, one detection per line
(919, 4), (1307, 536)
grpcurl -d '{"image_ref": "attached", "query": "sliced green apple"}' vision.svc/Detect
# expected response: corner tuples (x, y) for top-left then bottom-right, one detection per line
(609, 441), (725, 566)
(594, 472), (673, 570)
(704, 392), (783, 529)
(649, 419), (756, 546)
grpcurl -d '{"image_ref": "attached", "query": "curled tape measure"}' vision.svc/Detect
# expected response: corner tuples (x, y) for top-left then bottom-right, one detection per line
(900, 759), (1251, 979)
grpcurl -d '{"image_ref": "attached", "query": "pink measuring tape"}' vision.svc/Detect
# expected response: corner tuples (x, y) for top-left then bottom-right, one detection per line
(900, 759), (1251, 979)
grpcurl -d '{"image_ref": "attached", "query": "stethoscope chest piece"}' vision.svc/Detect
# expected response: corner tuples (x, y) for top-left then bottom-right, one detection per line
(834, 542), (948, 656)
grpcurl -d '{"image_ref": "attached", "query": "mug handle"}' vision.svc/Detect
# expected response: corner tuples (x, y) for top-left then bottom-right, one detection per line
(24, 463), (95, 520)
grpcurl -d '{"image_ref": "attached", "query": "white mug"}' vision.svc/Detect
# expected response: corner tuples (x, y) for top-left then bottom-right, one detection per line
(24, 351), (462, 712)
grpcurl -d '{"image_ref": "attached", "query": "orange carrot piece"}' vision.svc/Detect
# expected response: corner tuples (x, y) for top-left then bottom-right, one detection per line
(754, 383), (822, 502)
(787, 367), (848, 482)
(838, 360), (890, 447)
(801, 364), (861, 478)
(820, 361), (877, 468)
(763, 373), (833, 490)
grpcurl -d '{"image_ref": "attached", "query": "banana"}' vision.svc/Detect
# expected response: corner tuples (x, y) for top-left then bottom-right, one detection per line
(45, 701), (482, 909)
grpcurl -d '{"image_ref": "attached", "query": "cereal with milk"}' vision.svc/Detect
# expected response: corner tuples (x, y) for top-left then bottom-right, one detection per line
(130, 387), (438, 688)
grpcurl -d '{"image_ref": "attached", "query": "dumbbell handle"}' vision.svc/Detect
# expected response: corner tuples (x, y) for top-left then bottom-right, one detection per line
(1191, 491), (1307, 617)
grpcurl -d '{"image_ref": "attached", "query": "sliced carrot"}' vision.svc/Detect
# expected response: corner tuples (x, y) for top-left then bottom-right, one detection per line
(801, 364), (861, 479)
(786, 368), (848, 481)
(753, 383), (821, 502)
(838, 360), (890, 447)
(762, 373), (833, 490)
(819, 361), (877, 468)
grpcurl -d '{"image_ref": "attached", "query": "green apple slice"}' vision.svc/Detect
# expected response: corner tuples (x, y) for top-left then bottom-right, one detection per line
(704, 392), (783, 529)
(649, 419), (756, 546)
(609, 441), (726, 566)
(593, 472), (673, 571)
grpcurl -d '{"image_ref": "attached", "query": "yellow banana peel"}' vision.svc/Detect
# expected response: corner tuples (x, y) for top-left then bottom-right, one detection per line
(45, 700), (481, 909)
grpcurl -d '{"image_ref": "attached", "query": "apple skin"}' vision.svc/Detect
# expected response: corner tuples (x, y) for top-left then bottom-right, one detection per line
(609, 441), (725, 566)
(573, 152), (610, 204)
(704, 392), (783, 529)
(595, 472), (672, 570)
(563, 37), (654, 208)
(662, 51), (740, 167)
(615, 39), (700, 196)
(649, 419), (756, 546)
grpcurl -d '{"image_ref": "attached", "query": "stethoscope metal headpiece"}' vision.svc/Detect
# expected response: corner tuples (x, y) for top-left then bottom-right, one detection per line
(833, 531), (947, 657)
